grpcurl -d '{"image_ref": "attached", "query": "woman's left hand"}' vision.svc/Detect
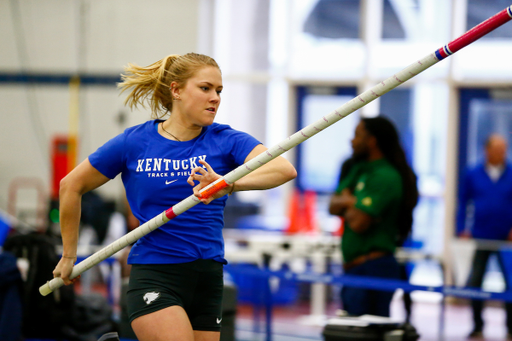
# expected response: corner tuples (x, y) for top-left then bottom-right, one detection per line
(187, 160), (233, 204)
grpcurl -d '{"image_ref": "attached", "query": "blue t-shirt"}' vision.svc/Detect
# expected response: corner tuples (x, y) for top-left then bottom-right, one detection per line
(456, 163), (512, 240)
(89, 120), (261, 264)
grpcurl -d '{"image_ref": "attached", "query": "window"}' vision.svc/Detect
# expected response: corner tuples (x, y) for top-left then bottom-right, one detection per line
(467, 0), (512, 39)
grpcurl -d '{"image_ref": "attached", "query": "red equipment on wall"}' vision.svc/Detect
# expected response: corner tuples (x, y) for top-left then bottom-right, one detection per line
(51, 136), (77, 200)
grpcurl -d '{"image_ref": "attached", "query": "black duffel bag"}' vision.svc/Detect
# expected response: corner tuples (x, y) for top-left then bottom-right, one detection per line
(322, 315), (420, 341)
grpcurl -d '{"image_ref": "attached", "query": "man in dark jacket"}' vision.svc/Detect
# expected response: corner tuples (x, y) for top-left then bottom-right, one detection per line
(457, 134), (512, 339)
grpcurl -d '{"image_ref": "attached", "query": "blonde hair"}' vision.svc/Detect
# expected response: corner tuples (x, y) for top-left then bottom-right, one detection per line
(118, 53), (220, 119)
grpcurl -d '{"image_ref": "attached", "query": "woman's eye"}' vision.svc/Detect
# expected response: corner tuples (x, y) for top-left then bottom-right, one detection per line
(201, 86), (209, 91)
(216, 90), (222, 95)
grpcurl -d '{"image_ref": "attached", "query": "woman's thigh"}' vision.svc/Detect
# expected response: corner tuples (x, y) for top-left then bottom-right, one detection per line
(132, 305), (193, 341)
(193, 330), (221, 341)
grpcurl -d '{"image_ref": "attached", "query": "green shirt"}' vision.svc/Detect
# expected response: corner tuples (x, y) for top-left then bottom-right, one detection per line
(336, 159), (403, 263)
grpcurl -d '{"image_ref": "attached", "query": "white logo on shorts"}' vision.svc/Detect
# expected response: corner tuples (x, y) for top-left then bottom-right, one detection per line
(216, 317), (222, 324)
(143, 292), (160, 305)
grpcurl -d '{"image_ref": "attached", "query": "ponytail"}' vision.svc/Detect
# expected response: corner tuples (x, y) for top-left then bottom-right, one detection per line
(118, 53), (220, 118)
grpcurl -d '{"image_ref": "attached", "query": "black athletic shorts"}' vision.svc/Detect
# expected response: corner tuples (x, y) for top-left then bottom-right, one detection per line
(127, 259), (224, 332)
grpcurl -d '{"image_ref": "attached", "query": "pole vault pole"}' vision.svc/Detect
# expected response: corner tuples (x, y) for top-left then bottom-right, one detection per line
(40, 5), (512, 296)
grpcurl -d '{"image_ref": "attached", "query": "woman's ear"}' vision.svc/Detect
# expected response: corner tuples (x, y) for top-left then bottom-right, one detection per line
(170, 82), (181, 100)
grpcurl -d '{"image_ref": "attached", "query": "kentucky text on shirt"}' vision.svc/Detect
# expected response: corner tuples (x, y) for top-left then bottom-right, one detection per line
(136, 155), (207, 172)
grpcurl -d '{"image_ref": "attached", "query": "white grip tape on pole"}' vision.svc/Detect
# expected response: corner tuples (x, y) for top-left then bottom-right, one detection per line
(40, 5), (512, 296)
(39, 54), (437, 297)
(40, 211), (170, 296)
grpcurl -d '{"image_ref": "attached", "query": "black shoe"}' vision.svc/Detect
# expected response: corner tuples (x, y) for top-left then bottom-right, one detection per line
(467, 329), (483, 339)
(98, 332), (120, 341)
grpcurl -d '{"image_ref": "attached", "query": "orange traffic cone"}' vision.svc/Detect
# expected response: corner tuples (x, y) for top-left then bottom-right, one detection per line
(303, 190), (318, 234)
(286, 189), (303, 235)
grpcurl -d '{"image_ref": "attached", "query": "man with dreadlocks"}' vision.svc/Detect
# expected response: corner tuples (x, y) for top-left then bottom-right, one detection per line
(329, 116), (418, 317)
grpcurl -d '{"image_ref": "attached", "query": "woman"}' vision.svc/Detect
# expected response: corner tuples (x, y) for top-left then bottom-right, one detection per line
(52, 53), (297, 341)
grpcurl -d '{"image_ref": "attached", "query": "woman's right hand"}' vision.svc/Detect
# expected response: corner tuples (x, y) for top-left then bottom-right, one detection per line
(187, 160), (232, 204)
(53, 256), (79, 285)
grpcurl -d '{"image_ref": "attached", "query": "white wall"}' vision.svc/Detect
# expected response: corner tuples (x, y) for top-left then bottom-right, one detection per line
(0, 0), (202, 221)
